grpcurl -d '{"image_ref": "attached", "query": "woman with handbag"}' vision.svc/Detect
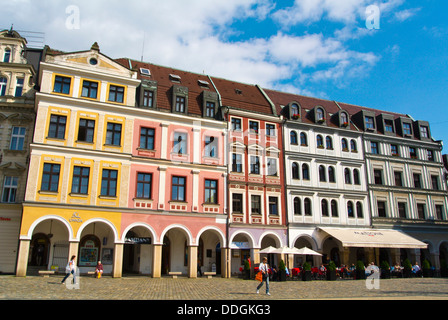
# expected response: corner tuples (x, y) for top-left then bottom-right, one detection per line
(61, 255), (77, 285)
(256, 257), (270, 296)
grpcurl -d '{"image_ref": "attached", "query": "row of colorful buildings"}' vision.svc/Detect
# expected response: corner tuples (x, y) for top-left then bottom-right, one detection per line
(1, 29), (447, 278)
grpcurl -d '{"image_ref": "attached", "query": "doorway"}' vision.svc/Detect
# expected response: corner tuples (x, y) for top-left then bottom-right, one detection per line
(30, 233), (50, 267)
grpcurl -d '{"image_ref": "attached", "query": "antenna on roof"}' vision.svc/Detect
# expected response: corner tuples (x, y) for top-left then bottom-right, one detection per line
(141, 31), (145, 62)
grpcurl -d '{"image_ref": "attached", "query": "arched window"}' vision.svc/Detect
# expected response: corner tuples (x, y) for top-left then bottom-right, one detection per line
(341, 112), (348, 125)
(316, 135), (324, 148)
(353, 169), (360, 185)
(319, 165), (326, 182)
(347, 201), (354, 218)
(328, 166), (336, 183)
(3, 48), (11, 63)
(331, 200), (338, 217)
(304, 198), (312, 216)
(291, 104), (299, 118)
(300, 132), (308, 146)
(351, 139), (357, 152)
(356, 201), (363, 218)
(345, 168), (352, 184)
(326, 136), (333, 149)
(302, 164), (310, 180)
(292, 162), (299, 179)
(316, 107), (324, 121)
(294, 197), (301, 215)
(341, 138), (348, 151)
(290, 131), (298, 145)
(321, 199), (329, 217)
(0, 77), (7, 96)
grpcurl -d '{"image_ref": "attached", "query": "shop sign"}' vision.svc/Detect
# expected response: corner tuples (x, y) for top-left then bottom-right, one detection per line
(69, 212), (83, 223)
(0, 217), (12, 221)
(354, 231), (384, 237)
(231, 241), (250, 249)
(125, 237), (152, 245)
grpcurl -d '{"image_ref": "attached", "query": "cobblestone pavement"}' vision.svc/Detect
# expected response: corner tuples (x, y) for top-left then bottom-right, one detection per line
(1, 275), (448, 300)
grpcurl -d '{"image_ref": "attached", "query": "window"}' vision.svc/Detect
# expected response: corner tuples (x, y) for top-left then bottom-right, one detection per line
(435, 205), (444, 220)
(77, 119), (95, 143)
(269, 197), (278, 215)
(365, 116), (375, 129)
(420, 126), (429, 138)
(341, 138), (348, 151)
(232, 153), (243, 173)
(108, 85), (125, 103)
(377, 201), (387, 217)
(48, 115), (67, 139)
(250, 156), (260, 174)
(321, 199), (329, 217)
(205, 136), (217, 158)
(340, 112), (348, 125)
(71, 166), (90, 194)
(292, 162), (299, 179)
(304, 198), (312, 216)
(251, 195), (261, 214)
(384, 119), (394, 133)
(353, 169), (360, 185)
(398, 202), (407, 219)
(290, 131), (298, 145)
(326, 136), (333, 149)
(409, 147), (417, 159)
(53, 76), (71, 95)
(427, 150), (434, 162)
(0, 77), (7, 96)
(403, 123), (412, 135)
(331, 200), (338, 217)
(316, 108), (324, 121)
(175, 96), (186, 113)
(291, 104), (299, 118)
(41, 163), (60, 192)
(417, 203), (426, 219)
(2, 176), (18, 203)
(347, 201), (354, 218)
(302, 164), (310, 180)
(413, 173), (422, 189)
(431, 175), (440, 190)
(316, 135), (324, 148)
(140, 127), (155, 150)
(10, 126), (26, 150)
(205, 102), (215, 118)
(101, 169), (118, 197)
(105, 123), (122, 146)
(391, 144), (399, 156)
(371, 142), (379, 154)
(81, 80), (99, 99)
(267, 158), (277, 176)
(15, 78), (24, 97)
(345, 168), (352, 184)
(350, 140), (357, 152)
(171, 176), (186, 201)
(232, 193), (243, 213)
(328, 166), (336, 183)
(266, 124), (276, 136)
(249, 121), (259, 134)
(3, 48), (11, 63)
(394, 171), (403, 187)
(294, 197), (301, 215)
(142, 90), (154, 108)
(374, 169), (383, 185)
(300, 133), (308, 146)
(231, 118), (241, 131)
(136, 173), (152, 199)
(173, 132), (188, 155)
(319, 165), (326, 182)
(356, 202), (363, 218)
(204, 180), (217, 204)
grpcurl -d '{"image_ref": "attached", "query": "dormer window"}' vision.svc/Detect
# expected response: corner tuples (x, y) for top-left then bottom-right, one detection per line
(365, 116), (375, 130)
(290, 103), (300, 120)
(316, 107), (325, 122)
(170, 74), (181, 82)
(384, 119), (394, 133)
(420, 125), (429, 138)
(340, 112), (349, 127)
(403, 122), (412, 136)
(140, 68), (151, 76)
(3, 48), (11, 63)
(198, 80), (210, 88)
(172, 85), (188, 114)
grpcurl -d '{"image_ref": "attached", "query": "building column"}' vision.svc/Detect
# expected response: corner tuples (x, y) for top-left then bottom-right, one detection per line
(341, 248), (350, 266)
(221, 247), (230, 278)
(252, 248), (260, 277)
(16, 239), (30, 277)
(390, 248), (400, 265)
(113, 243), (123, 278)
(68, 241), (79, 263)
(152, 244), (162, 278)
(188, 245), (198, 278)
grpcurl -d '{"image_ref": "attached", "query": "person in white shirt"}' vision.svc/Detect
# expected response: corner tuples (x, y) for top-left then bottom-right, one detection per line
(256, 257), (270, 296)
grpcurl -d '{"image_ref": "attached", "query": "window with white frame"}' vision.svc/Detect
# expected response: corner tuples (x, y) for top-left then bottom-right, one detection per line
(10, 126), (26, 150)
(173, 132), (188, 155)
(2, 176), (18, 203)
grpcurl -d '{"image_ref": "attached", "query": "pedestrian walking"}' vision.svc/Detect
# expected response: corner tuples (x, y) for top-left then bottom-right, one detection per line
(61, 255), (77, 284)
(256, 257), (270, 296)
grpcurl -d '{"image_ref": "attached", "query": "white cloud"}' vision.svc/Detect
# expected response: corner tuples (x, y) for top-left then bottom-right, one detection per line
(394, 8), (421, 22)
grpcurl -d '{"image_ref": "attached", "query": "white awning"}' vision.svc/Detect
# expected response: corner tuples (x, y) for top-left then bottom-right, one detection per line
(318, 227), (427, 249)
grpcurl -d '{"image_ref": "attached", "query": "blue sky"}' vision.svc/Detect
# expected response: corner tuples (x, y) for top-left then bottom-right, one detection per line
(2, 0), (447, 151)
